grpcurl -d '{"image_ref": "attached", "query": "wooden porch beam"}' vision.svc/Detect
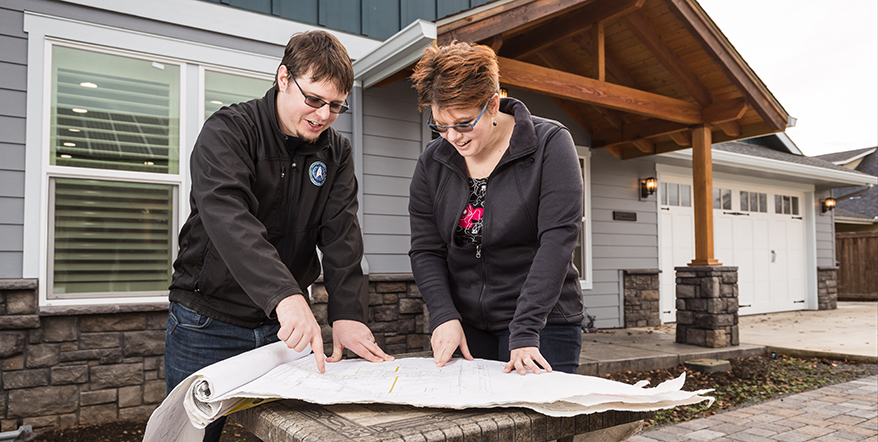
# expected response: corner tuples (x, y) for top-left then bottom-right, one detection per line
(595, 21), (606, 82)
(591, 118), (690, 148)
(572, 33), (640, 89)
(632, 137), (655, 154)
(669, 130), (692, 146)
(498, 57), (704, 124)
(703, 97), (748, 124)
(499, 0), (645, 60)
(438, 0), (587, 46)
(621, 12), (713, 107)
(716, 120), (741, 137)
(689, 125), (721, 266)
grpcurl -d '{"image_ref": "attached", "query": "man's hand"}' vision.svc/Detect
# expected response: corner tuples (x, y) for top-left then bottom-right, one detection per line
(431, 319), (472, 367)
(326, 320), (395, 364)
(504, 347), (552, 375)
(275, 294), (326, 373)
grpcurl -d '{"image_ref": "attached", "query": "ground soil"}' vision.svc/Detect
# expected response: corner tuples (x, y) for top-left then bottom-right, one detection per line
(28, 354), (877, 441)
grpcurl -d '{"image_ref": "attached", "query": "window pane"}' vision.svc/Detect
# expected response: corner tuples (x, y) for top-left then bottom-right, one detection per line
(661, 183), (668, 205)
(51, 45), (180, 174)
(50, 177), (175, 297)
(740, 191), (749, 211)
(791, 197), (799, 215)
(759, 193), (767, 213)
(749, 192), (758, 212)
(680, 185), (691, 207)
(775, 195), (782, 213)
(669, 184), (679, 206)
(713, 188), (720, 209)
(722, 189), (732, 210)
(204, 70), (272, 121)
(783, 196), (791, 214)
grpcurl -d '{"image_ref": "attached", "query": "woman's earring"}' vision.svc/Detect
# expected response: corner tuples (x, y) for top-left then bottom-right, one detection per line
(493, 120), (497, 127)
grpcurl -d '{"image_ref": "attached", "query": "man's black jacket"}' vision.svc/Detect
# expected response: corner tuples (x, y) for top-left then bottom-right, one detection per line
(169, 86), (366, 328)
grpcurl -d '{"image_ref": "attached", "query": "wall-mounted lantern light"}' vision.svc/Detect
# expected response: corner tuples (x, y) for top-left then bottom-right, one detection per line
(640, 177), (657, 200)
(821, 197), (836, 213)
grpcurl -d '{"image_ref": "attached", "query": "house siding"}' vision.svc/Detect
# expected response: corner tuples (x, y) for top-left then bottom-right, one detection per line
(815, 190), (836, 266)
(587, 150), (660, 329)
(0, 5), (27, 278)
(197, 0), (494, 40)
(360, 81), (423, 273)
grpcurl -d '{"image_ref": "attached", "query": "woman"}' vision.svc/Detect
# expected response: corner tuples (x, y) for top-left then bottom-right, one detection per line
(408, 41), (585, 375)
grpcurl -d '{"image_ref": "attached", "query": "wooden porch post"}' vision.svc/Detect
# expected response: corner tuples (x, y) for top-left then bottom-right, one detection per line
(689, 125), (721, 266)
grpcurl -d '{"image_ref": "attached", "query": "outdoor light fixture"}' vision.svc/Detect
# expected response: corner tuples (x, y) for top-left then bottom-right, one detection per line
(640, 177), (657, 200)
(821, 197), (836, 213)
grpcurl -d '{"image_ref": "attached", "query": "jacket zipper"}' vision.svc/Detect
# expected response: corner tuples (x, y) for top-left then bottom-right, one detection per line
(281, 156), (298, 258)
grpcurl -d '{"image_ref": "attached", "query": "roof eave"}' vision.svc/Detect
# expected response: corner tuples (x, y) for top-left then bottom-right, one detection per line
(353, 19), (437, 88)
(660, 149), (878, 188)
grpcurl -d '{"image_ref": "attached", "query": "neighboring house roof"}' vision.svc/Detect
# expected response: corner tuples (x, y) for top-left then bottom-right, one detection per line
(714, 141), (862, 174)
(815, 147), (877, 165)
(822, 149), (878, 222)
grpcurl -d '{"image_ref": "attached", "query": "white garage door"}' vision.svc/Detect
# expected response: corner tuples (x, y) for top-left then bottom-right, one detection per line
(660, 179), (806, 322)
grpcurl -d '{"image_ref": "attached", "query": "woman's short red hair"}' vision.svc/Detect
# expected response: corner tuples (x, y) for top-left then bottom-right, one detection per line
(410, 41), (499, 112)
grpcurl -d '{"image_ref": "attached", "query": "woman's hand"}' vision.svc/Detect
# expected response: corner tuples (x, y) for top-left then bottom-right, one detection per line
(431, 320), (473, 367)
(505, 347), (552, 375)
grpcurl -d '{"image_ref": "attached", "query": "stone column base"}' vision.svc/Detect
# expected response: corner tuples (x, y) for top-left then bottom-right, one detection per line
(674, 266), (739, 348)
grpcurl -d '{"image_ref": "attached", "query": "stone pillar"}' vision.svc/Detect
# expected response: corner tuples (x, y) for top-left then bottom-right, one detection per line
(623, 269), (661, 328)
(311, 274), (429, 357)
(674, 266), (739, 348)
(817, 266), (838, 310)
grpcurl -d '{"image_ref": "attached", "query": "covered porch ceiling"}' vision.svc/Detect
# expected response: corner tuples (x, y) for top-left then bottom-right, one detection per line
(389, 0), (793, 160)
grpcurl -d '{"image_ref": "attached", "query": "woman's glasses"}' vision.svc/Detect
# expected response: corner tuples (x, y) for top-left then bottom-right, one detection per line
(427, 100), (489, 133)
(291, 76), (349, 114)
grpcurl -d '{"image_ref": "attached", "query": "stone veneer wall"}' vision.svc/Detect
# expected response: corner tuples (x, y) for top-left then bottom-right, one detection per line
(816, 266), (838, 311)
(0, 275), (428, 433)
(674, 266), (739, 348)
(622, 269), (661, 328)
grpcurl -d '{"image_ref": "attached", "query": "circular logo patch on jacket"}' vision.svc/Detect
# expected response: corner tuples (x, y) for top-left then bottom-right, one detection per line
(309, 161), (327, 186)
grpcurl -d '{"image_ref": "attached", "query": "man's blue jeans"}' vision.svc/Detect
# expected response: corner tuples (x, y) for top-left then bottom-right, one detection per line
(165, 301), (281, 442)
(461, 322), (582, 374)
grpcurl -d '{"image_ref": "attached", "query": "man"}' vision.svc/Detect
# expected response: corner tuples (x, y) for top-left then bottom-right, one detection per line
(165, 30), (392, 441)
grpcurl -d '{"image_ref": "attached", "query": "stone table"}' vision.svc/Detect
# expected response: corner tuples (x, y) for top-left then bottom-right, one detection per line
(233, 399), (649, 441)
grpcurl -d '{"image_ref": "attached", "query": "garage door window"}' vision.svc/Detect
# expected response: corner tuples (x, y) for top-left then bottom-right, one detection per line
(775, 195), (799, 215)
(661, 183), (691, 207)
(740, 191), (767, 213)
(713, 188), (732, 210)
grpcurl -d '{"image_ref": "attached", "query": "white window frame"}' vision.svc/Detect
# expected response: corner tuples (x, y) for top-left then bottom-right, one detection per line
(576, 147), (593, 291)
(23, 12), (278, 307)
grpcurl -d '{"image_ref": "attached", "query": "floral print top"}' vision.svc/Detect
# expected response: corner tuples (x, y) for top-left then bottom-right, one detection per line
(455, 177), (487, 246)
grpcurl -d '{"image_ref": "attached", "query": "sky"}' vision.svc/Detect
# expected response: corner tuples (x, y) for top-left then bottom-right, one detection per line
(696, 0), (878, 157)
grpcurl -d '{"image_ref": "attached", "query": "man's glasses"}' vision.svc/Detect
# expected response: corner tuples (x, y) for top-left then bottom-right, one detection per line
(291, 76), (349, 114)
(427, 100), (489, 133)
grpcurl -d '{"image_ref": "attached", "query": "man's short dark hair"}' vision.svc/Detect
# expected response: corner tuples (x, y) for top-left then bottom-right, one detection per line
(278, 30), (354, 95)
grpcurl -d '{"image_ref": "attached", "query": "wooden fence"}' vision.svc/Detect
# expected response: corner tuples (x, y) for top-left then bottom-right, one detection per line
(836, 231), (878, 300)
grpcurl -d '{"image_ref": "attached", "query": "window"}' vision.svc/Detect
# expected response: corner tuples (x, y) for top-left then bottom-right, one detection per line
(24, 13), (281, 306)
(713, 188), (732, 210)
(740, 191), (767, 213)
(204, 70), (272, 121)
(49, 178), (176, 297)
(775, 194), (800, 215)
(573, 153), (593, 290)
(46, 44), (182, 300)
(661, 183), (691, 207)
